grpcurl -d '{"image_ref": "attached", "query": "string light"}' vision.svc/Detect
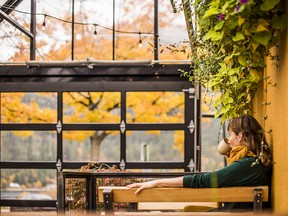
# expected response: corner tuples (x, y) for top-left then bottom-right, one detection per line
(42, 14), (46, 30)
(0, 4), (154, 37)
(138, 32), (142, 48)
(93, 24), (97, 38)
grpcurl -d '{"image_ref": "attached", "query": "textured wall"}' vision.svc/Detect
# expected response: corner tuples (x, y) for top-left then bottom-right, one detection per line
(255, 1), (288, 213)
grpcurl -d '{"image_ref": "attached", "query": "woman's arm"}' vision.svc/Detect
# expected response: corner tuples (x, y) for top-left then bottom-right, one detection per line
(127, 176), (184, 194)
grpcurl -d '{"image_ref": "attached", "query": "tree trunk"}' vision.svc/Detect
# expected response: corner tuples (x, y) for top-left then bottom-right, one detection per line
(90, 132), (107, 161)
(90, 136), (101, 161)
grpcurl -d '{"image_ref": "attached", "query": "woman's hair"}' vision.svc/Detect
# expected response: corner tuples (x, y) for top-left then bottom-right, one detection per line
(227, 115), (273, 167)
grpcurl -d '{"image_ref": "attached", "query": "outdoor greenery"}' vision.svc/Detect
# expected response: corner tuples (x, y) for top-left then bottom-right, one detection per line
(181, 0), (287, 121)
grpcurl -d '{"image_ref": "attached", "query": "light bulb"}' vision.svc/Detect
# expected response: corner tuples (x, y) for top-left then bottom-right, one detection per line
(138, 40), (143, 48)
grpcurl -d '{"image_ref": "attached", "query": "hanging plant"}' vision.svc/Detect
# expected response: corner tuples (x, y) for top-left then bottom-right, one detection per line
(181, 0), (287, 121)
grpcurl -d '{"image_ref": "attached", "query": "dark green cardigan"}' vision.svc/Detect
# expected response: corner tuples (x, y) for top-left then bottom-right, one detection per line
(183, 157), (271, 188)
(183, 157), (272, 210)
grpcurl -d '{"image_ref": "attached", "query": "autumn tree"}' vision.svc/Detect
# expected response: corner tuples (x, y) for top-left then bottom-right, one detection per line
(2, 1), (189, 61)
(1, 1), (189, 162)
(62, 91), (184, 161)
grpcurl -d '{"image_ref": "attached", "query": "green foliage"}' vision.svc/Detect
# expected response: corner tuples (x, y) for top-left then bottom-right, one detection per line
(182, 0), (287, 121)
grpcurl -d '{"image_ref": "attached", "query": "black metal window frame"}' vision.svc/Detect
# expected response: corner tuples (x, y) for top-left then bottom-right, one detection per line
(0, 62), (200, 209)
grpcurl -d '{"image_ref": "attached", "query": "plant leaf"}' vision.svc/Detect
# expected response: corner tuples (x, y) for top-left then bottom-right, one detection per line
(212, 31), (224, 41)
(238, 55), (247, 66)
(203, 30), (214, 40)
(229, 67), (240, 76)
(233, 32), (245, 41)
(250, 69), (261, 82)
(203, 7), (219, 18)
(256, 24), (268, 32)
(215, 21), (224, 30)
(226, 97), (234, 104)
(252, 31), (271, 46)
(272, 14), (288, 30)
(251, 42), (260, 52)
(238, 17), (245, 27)
(260, 0), (280, 11)
(229, 76), (238, 84)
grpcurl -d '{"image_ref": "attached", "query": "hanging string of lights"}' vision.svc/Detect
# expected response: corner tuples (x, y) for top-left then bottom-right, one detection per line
(1, 4), (154, 45)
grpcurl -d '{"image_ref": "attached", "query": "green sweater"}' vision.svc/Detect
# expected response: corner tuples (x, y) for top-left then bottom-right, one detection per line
(183, 157), (272, 210)
(183, 157), (271, 188)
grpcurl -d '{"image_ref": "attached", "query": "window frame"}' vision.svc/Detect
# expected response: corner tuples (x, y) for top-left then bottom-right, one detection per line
(0, 63), (200, 209)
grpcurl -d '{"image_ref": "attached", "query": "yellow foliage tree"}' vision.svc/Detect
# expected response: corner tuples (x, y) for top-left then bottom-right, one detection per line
(2, 1), (189, 161)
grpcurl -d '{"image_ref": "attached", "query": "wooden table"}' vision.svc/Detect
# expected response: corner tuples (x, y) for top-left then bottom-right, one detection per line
(57, 170), (194, 213)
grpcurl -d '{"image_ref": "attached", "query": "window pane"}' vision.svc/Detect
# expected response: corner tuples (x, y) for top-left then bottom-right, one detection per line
(63, 92), (121, 123)
(126, 130), (184, 162)
(1, 131), (57, 162)
(126, 92), (184, 123)
(1, 92), (57, 123)
(201, 117), (225, 171)
(1, 169), (56, 200)
(63, 130), (120, 162)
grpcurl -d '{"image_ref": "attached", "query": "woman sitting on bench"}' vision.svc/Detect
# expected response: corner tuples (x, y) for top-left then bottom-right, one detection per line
(127, 115), (273, 211)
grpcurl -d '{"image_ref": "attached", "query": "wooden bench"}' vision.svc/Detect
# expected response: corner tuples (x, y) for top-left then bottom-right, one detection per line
(98, 186), (269, 214)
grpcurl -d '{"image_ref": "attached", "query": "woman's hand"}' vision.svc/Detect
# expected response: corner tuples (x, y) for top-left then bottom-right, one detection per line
(127, 177), (183, 194)
(127, 180), (158, 194)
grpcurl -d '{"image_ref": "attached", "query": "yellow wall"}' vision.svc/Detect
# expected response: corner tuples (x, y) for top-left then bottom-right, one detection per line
(254, 1), (288, 214)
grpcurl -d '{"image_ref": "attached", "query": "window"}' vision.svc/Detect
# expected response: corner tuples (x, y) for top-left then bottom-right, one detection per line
(0, 63), (196, 211)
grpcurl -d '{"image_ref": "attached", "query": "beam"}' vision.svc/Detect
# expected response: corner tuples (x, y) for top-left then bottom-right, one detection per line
(30, 0), (36, 60)
(154, 0), (159, 61)
(181, 0), (194, 50)
(0, 9), (34, 39)
(0, 0), (24, 23)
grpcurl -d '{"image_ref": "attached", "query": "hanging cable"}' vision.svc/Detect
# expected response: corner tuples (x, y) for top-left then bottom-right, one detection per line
(0, 4), (154, 36)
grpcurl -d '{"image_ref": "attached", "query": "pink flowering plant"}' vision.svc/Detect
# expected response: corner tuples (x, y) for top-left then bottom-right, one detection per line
(181, 0), (287, 121)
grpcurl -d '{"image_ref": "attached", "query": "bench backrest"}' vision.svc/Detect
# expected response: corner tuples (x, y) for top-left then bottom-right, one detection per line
(98, 186), (269, 203)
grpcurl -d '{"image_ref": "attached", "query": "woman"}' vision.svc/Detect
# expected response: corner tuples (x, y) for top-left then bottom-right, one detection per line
(127, 115), (273, 211)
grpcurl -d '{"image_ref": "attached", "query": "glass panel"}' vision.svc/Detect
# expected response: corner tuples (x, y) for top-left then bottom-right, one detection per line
(63, 92), (121, 123)
(0, 92), (57, 123)
(1, 169), (57, 200)
(1, 131), (57, 161)
(201, 117), (226, 171)
(126, 92), (185, 123)
(63, 130), (120, 162)
(126, 130), (184, 162)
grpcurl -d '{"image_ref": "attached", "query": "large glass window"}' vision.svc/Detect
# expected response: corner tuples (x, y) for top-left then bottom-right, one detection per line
(1, 169), (57, 200)
(126, 92), (185, 123)
(0, 65), (195, 212)
(126, 130), (184, 162)
(1, 92), (57, 124)
(63, 130), (120, 162)
(200, 91), (226, 171)
(63, 92), (121, 123)
(201, 117), (226, 171)
(1, 131), (56, 162)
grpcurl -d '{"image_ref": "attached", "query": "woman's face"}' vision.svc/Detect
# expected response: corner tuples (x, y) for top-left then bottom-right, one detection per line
(228, 129), (242, 147)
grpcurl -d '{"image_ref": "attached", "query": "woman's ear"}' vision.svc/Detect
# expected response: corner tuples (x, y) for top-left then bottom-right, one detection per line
(237, 132), (243, 141)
